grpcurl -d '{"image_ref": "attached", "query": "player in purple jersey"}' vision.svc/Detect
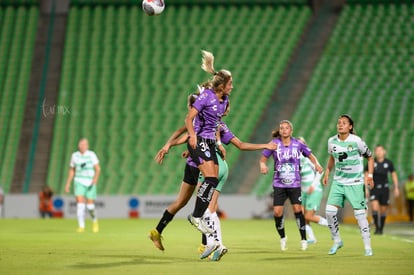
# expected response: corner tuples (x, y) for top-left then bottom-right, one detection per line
(260, 120), (323, 251)
(185, 50), (232, 236)
(149, 94), (276, 256)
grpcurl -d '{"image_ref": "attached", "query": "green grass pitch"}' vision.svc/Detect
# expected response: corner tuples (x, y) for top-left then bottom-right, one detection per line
(1, 219), (413, 275)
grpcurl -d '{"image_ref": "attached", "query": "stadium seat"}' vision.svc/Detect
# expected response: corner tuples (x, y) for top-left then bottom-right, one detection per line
(0, 5), (38, 193)
(47, 3), (311, 194)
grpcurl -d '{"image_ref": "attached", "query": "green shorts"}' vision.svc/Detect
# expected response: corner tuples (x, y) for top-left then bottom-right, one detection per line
(327, 182), (366, 209)
(302, 188), (323, 211)
(199, 152), (228, 192)
(74, 182), (97, 200)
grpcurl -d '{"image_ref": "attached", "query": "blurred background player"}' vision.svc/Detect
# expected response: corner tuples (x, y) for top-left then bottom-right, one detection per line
(65, 138), (101, 233)
(297, 137), (328, 244)
(38, 185), (54, 218)
(365, 145), (399, 235)
(260, 120), (323, 251)
(404, 174), (414, 222)
(323, 114), (374, 256)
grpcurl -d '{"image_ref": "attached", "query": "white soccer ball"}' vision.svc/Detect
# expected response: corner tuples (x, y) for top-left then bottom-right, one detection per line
(142, 0), (165, 16)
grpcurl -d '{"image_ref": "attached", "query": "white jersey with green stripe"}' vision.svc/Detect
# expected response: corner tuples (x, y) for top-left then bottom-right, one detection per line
(300, 156), (322, 192)
(70, 150), (99, 186)
(328, 134), (372, 186)
(300, 156), (315, 186)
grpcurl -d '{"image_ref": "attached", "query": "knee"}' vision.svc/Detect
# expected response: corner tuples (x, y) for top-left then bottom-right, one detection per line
(273, 208), (283, 217)
(304, 211), (313, 220)
(354, 209), (367, 218)
(326, 205), (338, 216)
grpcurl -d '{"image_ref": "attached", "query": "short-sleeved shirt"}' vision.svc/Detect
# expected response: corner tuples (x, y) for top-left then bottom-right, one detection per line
(218, 121), (235, 145)
(365, 159), (395, 188)
(262, 137), (312, 188)
(328, 134), (372, 186)
(192, 89), (229, 140)
(70, 150), (99, 186)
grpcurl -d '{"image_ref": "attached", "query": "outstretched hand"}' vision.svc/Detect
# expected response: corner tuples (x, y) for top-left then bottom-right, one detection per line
(154, 148), (168, 165)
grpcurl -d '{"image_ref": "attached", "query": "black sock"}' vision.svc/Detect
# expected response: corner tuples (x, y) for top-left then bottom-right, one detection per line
(372, 211), (379, 230)
(274, 216), (285, 238)
(202, 234), (207, 245)
(156, 210), (175, 234)
(380, 215), (386, 232)
(295, 212), (306, 240)
(192, 177), (218, 217)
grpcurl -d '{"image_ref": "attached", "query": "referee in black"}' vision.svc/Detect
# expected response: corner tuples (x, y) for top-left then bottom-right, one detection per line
(365, 145), (399, 235)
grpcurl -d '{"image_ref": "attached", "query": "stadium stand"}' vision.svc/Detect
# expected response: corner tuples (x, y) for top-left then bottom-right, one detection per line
(253, 2), (414, 195)
(46, 2), (311, 194)
(0, 4), (39, 193)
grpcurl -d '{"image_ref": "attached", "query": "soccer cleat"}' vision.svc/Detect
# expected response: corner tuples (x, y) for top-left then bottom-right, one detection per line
(365, 249), (373, 256)
(301, 240), (308, 251)
(210, 245), (228, 261)
(280, 237), (288, 251)
(92, 220), (99, 233)
(200, 241), (219, 260)
(187, 214), (214, 234)
(198, 244), (206, 254)
(77, 227), (85, 233)
(149, 229), (165, 251)
(328, 241), (344, 255)
(307, 239), (317, 244)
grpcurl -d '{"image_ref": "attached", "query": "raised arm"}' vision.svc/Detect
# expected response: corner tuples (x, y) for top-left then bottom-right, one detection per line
(154, 125), (187, 165)
(307, 153), (323, 174)
(230, 137), (277, 151)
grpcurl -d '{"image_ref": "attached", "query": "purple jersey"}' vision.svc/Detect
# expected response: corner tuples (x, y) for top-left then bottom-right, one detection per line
(262, 137), (312, 188)
(218, 121), (235, 145)
(192, 89), (229, 140)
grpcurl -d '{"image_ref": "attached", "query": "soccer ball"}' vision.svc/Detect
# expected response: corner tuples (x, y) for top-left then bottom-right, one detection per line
(142, 0), (165, 16)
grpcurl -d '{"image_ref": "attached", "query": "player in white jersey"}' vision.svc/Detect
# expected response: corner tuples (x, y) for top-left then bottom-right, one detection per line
(323, 115), (374, 256)
(297, 137), (328, 244)
(65, 138), (101, 233)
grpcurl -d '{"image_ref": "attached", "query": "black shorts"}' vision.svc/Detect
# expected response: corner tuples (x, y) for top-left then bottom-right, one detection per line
(183, 164), (200, 186)
(273, 187), (302, 206)
(369, 186), (390, 205)
(187, 136), (218, 166)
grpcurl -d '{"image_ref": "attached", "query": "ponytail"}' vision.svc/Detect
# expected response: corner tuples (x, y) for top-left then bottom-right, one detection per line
(201, 50), (216, 75)
(200, 50), (232, 93)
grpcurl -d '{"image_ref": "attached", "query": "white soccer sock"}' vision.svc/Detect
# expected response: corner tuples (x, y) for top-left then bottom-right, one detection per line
(77, 203), (86, 228)
(86, 203), (97, 221)
(305, 224), (315, 241)
(326, 205), (341, 243)
(318, 216), (328, 226)
(212, 212), (223, 245)
(354, 209), (371, 250)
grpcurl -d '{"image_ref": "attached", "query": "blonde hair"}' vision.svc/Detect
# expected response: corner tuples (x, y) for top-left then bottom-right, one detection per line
(272, 120), (294, 138)
(201, 50), (232, 93)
